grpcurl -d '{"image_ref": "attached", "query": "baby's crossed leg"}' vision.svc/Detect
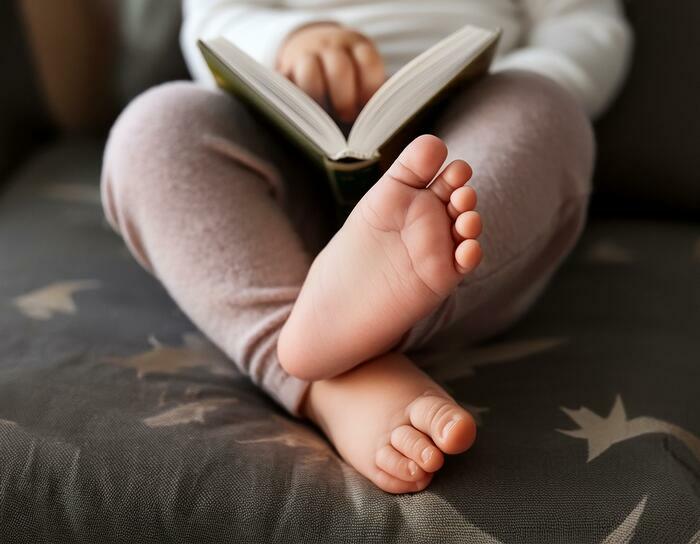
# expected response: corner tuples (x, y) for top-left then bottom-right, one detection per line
(102, 70), (592, 493)
(102, 81), (326, 412)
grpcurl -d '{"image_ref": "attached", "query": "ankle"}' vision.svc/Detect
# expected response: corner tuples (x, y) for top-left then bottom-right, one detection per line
(300, 380), (332, 436)
(277, 322), (310, 380)
(300, 381), (317, 420)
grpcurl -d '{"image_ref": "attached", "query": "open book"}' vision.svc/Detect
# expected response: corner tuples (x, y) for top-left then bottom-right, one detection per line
(198, 25), (500, 205)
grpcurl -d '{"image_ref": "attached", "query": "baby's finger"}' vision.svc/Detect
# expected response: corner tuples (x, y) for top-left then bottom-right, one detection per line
(292, 53), (326, 104)
(352, 41), (385, 105)
(320, 48), (358, 123)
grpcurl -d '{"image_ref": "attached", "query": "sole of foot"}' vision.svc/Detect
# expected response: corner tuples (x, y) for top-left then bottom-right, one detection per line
(303, 351), (476, 494)
(279, 135), (483, 381)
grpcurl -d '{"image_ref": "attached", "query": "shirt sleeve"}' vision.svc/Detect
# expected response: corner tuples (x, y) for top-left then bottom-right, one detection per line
(180, 0), (324, 86)
(492, 0), (633, 118)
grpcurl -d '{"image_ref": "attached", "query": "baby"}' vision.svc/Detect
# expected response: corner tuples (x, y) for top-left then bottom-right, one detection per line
(101, 0), (631, 493)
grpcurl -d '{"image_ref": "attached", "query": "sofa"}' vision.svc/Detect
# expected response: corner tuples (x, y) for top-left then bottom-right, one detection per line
(1, 2), (698, 542)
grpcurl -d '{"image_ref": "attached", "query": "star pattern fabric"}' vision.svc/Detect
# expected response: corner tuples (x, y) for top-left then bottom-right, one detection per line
(237, 415), (335, 465)
(584, 240), (636, 264)
(42, 182), (102, 205)
(1, 146), (698, 541)
(422, 337), (567, 382)
(143, 398), (239, 427)
(105, 333), (235, 378)
(559, 396), (700, 463)
(12, 280), (101, 320)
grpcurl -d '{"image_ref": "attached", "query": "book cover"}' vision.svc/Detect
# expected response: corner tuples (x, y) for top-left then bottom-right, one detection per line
(198, 30), (499, 205)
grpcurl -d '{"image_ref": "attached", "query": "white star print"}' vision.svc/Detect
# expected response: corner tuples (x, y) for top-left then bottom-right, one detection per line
(558, 395), (700, 463)
(12, 280), (101, 320)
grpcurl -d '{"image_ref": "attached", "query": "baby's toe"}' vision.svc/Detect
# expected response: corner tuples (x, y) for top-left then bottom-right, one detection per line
(391, 424), (444, 473)
(384, 135), (448, 189)
(375, 444), (427, 482)
(429, 159), (473, 202)
(448, 185), (477, 219)
(454, 210), (482, 240)
(407, 393), (477, 455)
(455, 239), (482, 274)
(372, 468), (433, 494)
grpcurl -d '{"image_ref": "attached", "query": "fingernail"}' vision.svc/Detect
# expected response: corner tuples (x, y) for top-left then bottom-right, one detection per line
(407, 461), (418, 476)
(442, 417), (461, 440)
(421, 447), (433, 464)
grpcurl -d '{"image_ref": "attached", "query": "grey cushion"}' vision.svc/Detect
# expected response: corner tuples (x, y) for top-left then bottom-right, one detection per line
(0, 2), (51, 180)
(594, 1), (700, 210)
(0, 0), (187, 155)
(1, 141), (698, 542)
(114, 0), (188, 106)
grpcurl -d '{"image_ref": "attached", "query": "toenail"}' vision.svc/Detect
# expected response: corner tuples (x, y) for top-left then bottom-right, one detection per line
(408, 461), (418, 476)
(442, 417), (461, 440)
(421, 447), (433, 464)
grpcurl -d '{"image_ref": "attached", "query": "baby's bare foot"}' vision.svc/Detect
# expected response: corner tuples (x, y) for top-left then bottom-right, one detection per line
(303, 351), (476, 493)
(279, 135), (482, 380)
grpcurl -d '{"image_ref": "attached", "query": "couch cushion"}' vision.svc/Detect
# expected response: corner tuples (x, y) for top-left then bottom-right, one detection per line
(0, 141), (698, 542)
(594, 1), (700, 210)
(0, 0), (187, 155)
(113, 0), (188, 105)
(0, 2), (52, 180)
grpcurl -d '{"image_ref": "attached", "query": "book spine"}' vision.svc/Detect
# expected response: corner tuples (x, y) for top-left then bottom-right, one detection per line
(198, 41), (329, 164)
(323, 157), (381, 206)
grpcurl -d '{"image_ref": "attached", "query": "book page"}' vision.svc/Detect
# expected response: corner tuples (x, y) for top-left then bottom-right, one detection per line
(348, 26), (500, 157)
(202, 38), (348, 159)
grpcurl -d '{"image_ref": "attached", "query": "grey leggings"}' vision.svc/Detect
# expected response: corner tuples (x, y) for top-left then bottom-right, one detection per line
(101, 71), (594, 415)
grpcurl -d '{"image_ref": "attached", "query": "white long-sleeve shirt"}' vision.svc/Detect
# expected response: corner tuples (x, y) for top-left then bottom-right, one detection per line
(181, 0), (632, 118)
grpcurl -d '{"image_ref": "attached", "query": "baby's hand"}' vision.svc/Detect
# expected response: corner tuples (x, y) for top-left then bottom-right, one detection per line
(277, 23), (385, 123)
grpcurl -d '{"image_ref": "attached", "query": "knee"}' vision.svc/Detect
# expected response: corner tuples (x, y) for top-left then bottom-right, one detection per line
(102, 81), (244, 203)
(101, 82), (212, 225)
(105, 81), (231, 161)
(487, 70), (595, 181)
